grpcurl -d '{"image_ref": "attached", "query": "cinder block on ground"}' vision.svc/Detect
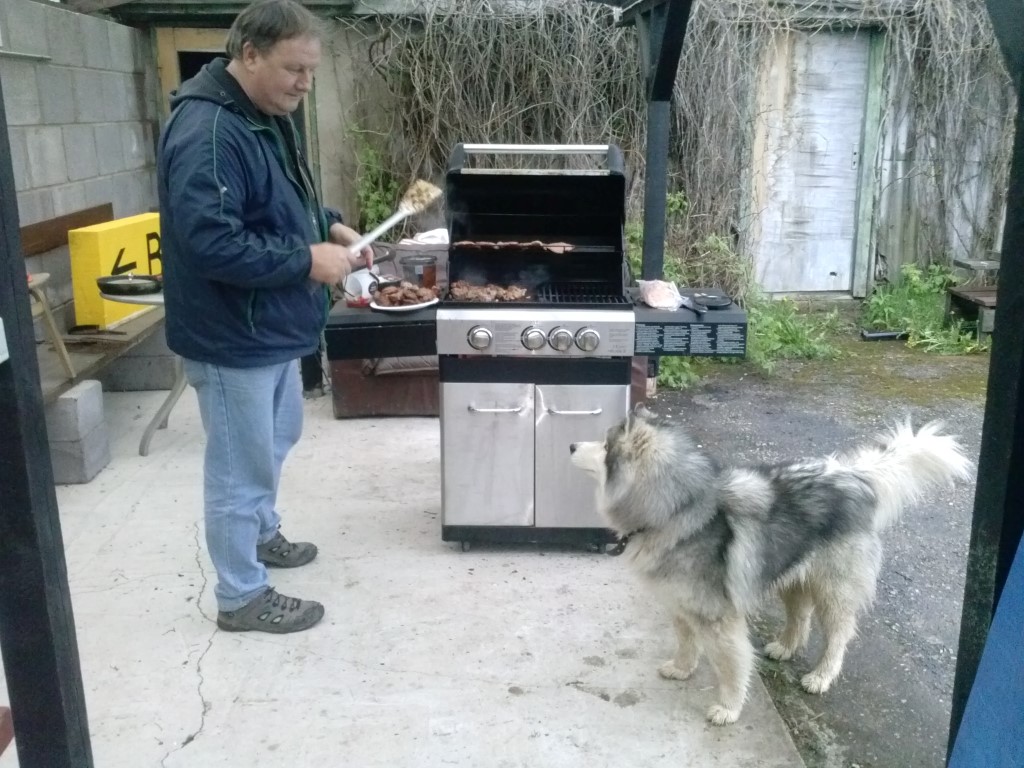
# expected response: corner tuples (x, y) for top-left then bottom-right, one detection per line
(45, 379), (104, 442)
(49, 420), (110, 484)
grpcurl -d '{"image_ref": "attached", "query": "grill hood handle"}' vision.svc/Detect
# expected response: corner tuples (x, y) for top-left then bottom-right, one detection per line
(448, 143), (624, 176)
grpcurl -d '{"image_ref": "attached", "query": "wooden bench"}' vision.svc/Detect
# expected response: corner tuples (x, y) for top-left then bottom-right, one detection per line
(945, 287), (997, 342)
(22, 204), (167, 404)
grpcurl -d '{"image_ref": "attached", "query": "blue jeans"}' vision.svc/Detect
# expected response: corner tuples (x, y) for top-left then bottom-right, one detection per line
(183, 358), (303, 611)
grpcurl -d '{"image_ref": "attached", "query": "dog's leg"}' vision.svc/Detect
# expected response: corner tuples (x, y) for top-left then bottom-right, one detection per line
(802, 600), (857, 694)
(700, 614), (753, 725)
(658, 615), (700, 680)
(765, 581), (814, 661)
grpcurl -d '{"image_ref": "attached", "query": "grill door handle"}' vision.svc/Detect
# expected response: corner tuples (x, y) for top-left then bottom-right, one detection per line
(468, 404), (525, 414)
(547, 407), (603, 416)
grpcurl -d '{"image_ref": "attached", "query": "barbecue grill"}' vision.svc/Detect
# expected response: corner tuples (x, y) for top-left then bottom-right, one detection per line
(322, 142), (748, 549)
(437, 144), (636, 549)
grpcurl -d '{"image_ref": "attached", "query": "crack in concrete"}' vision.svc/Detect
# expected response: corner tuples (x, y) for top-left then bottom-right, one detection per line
(159, 523), (215, 767)
(191, 522), (213, 623)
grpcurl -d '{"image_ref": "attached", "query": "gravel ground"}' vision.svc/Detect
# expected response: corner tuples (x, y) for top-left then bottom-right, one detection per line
(642, 335), (989, 768)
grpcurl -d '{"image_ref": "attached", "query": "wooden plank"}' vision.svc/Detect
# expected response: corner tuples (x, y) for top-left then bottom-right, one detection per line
(948, 287), (998, 308)
(65, 0), (139, 12)
(20, 204), (113, 258)
(0, 70), (95, 768)
(852, 31), (885, 299)
(155, 28), (181, 120)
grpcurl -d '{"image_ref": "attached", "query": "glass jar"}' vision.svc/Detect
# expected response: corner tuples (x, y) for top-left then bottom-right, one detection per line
(399, 254), (438, 288)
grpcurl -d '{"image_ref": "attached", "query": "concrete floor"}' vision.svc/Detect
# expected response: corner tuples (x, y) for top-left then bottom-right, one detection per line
(0, 388), (803, 768)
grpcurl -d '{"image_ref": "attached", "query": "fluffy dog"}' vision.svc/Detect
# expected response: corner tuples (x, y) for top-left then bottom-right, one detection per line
(569, 409), (972, 725)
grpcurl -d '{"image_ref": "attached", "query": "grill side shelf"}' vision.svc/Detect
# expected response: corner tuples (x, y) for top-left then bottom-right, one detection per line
(633, 305), (748, 358)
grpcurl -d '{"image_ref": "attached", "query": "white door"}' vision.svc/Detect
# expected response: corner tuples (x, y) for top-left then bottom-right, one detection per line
(750, 31), (871, 293)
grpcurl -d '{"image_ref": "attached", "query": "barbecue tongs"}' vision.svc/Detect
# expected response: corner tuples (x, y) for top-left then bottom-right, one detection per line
(678, 294), (708, 315)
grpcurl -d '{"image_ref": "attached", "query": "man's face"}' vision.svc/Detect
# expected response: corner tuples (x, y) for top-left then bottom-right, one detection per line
(241, 35), (321, 116)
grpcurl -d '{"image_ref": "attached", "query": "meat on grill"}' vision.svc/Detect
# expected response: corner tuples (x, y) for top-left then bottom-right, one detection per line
(449, 280), (529, 302)
(454, 240), (574, 254)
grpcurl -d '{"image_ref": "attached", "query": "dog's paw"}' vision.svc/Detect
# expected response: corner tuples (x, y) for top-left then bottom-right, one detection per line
(706, 703), (740, 726)
(658, 660), (697, 680)
(764, 641), (794, 661)
(801, 671), (834, 695)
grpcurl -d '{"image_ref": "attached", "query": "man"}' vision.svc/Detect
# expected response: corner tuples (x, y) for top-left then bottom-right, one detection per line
(158, 0), (371, 633)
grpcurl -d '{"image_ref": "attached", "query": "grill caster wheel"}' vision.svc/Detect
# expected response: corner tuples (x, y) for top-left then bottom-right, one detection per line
(460, 541), (471, 553)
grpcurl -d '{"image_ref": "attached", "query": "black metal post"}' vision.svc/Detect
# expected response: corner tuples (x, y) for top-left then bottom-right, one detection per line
(0, 78), (95, 766)
(947, 10), (1024, 755)
(641, 100), (670, 280)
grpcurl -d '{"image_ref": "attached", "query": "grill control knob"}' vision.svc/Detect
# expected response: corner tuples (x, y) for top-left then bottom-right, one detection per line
(521, 327), (547, 351)
(548, 327), (574, 352)
(575, 328), (601, 352)
(467, 326), (492, 351)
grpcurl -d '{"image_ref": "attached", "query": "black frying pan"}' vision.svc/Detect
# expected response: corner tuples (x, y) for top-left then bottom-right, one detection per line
(97, 274), (162, 296)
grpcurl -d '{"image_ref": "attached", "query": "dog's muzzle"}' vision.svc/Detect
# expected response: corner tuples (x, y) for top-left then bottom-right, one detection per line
(569, 443), (578, 455)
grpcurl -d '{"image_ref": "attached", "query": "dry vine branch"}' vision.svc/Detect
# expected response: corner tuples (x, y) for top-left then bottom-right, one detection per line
(336, 0), (1013, 297)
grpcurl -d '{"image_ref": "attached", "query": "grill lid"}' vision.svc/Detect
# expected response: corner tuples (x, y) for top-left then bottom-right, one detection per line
(445, 144), (626, 244)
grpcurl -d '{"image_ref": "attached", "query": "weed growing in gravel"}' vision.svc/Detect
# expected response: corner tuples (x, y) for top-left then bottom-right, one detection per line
(745, 298), (842, 374)
(861, 264), (989, 354)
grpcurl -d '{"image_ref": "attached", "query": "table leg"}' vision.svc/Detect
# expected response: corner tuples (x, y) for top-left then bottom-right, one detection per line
(140, 356), (187, 456)
(29, 285), (76, 379)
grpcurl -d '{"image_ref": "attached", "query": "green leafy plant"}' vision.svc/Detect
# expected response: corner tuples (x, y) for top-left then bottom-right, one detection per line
(910, 320), (990, 354)
(862, 264), (987, 354)
(745, 298), (842, 374)
(656, 356), (702, 389)
(352, 132), (400, 234)
(630, 205), (839, 387)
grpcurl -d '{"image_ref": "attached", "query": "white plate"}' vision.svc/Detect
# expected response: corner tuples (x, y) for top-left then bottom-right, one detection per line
(369, 297), (439, 313)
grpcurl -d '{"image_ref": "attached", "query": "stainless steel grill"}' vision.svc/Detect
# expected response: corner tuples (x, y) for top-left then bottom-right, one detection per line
(437, 144), (633, 549)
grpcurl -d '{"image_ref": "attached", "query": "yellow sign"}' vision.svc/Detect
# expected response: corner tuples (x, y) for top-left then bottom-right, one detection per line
(69, 212), (162, 328)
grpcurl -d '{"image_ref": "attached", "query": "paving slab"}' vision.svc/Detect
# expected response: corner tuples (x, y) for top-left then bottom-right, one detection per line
(0, 389), (804, 768)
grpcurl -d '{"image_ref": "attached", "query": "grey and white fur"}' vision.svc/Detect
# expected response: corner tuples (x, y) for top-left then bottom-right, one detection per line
(569, 408), (973, 726)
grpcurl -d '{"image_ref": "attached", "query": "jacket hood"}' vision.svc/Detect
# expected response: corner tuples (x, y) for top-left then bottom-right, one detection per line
(169, 58), (264, 124)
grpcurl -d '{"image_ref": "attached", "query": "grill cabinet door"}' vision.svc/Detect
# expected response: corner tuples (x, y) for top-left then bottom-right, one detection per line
(441, 382), (535, 526)
(534, 385), (629, 528)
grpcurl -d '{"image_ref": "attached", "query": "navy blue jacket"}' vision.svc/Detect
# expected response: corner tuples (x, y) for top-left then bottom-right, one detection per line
(157, 59), (336, 368)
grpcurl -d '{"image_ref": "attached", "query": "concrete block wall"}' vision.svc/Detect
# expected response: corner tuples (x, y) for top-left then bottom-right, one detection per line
(96, 328), (177, 391)
(1, 0), (161, 333)
(44, 380), (111, 484)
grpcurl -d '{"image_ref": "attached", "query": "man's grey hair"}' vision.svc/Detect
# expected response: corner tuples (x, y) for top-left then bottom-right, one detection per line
(225, 0), (324, 59)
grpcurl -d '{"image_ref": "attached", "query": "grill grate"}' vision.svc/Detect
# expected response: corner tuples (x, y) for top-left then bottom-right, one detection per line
(535, 282), (629, 305)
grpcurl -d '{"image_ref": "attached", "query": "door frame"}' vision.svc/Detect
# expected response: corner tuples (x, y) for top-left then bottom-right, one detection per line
(153, 28), (322, 196)
(851, 30), (886, 298)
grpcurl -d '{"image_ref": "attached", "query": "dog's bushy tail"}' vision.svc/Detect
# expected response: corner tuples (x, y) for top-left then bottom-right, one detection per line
(846, 420), (974, 531)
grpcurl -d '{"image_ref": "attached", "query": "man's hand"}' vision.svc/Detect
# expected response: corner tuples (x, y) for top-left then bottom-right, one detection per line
(309, 242), (363, 285)
(329, 223), (374, 269)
